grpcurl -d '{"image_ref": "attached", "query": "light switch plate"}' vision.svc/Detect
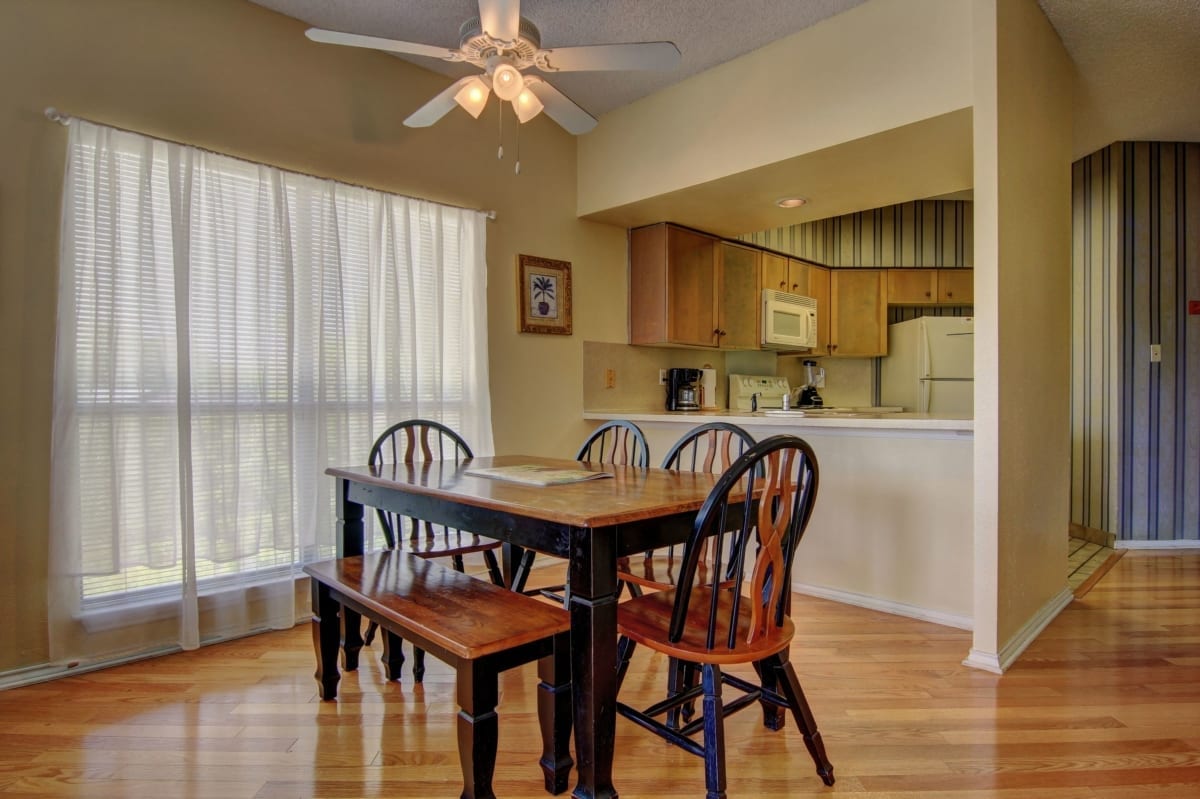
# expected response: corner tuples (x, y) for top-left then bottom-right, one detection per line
(1150, 344), (1162, 363)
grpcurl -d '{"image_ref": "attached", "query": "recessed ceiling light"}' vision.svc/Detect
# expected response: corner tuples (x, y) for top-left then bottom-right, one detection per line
(775, 197), (808, 208)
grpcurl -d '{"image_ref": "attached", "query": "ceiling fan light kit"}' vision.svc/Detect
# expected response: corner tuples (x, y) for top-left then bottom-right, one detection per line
(304, 0), (681, 140)
(513, 87), (544, 124)
(453, 75), (492, 119)
(490, 60), (525, 102)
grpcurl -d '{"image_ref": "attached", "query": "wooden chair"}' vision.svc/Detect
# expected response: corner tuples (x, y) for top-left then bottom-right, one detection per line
(618, 422), (757, 597)
(614, 434), (835, 797)
(366, 419), (505, 681)
(510, 420), (650, 599)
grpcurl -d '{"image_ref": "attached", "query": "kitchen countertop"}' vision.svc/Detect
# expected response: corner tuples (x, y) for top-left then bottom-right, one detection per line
(584, 408), (974, 433)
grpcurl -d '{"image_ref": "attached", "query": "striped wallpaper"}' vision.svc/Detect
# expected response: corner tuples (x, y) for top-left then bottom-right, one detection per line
(741, 200), (974, 267)
(1074, 142), (1200, 543)
(745, 171), (1200, 545)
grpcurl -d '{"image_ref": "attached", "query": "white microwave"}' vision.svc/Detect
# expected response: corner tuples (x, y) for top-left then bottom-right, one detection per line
(762, 289), (818, 350)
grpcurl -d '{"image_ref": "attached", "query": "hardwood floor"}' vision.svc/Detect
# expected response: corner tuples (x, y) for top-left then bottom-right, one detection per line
(1, 551), (1197, 798)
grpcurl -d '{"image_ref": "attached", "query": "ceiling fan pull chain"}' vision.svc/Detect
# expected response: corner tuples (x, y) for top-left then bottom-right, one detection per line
(514, 114), (522, 175)
(497, 98), (504, 160)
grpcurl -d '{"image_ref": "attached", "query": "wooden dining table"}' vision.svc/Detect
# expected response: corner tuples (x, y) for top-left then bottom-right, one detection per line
(325, 454), (726, 799)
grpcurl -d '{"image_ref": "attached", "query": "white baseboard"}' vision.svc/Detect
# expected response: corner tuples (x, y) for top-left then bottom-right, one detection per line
(792, 581), (973, 630)
(1116, 539), (1200, 550)
(962, 586), (1073, 674)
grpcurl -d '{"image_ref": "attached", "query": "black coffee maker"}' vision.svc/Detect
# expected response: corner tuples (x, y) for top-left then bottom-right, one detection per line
(666, 367), (702, 411)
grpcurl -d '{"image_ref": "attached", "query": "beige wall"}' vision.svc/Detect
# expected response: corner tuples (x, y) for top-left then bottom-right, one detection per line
(970, 0), (1074, 664)
(0, 0), (626, 673)
(577, 0), (974, 218)
(576, 0), (1076, 668)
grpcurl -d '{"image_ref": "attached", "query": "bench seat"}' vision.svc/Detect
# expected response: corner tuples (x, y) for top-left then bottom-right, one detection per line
(304, 551), (572, 799)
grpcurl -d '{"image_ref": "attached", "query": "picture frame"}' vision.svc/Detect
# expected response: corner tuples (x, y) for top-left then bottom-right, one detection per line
(517, 254), (572, 335)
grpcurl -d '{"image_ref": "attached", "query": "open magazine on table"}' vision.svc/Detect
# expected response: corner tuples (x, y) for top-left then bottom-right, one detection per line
(464, 464), (615, 487)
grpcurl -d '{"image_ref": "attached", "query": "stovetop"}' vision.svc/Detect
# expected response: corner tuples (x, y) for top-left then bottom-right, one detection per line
(728, 374), (791, 411)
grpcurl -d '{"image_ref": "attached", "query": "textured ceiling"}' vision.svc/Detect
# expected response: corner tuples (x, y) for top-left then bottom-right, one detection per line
(1037, 0), (1200, 154)
(247, 0), (1200, 232)
(248, 0), (868, 116)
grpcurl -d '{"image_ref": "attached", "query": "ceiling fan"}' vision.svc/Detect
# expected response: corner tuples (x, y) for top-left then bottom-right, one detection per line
(304, 0), (681, 135)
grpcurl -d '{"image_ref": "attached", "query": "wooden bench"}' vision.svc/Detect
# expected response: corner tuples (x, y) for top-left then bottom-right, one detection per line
(304, 551), (573, 799)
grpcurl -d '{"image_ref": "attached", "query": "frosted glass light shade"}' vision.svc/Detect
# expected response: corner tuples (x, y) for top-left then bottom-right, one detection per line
(514, 88), (544, 123)
(454, 76), (491, 118)
(491, 63), (525, 102)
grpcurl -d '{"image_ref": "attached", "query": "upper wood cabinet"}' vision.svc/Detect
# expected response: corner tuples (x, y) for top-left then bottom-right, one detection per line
(718, 242), (761, 350)
(937, 269), (973, 304)
(805, 263), (831, 355)
(888, 269), (938, 304)
(828, 269), (887, 357)
(629, 223), (759, 349)
(888, 268), (974, 305)
(760, 253), (810, 295)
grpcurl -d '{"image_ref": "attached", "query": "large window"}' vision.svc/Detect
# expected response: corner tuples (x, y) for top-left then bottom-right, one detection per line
(50, 120), (492, 657)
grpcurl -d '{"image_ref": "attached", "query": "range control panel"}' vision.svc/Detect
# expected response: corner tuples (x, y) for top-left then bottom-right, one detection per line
(728, 374), (791, 411)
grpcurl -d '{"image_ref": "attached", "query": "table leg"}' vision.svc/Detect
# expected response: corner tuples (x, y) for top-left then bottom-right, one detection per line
(568, 526), (619, 799)
(335, 478), (365, 670)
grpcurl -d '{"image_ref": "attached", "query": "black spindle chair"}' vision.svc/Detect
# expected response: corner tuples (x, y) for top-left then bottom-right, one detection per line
(614, 434), (835, 796)
(365, 419), (505, 681)
(510, 420), (650, 600)
(618, 422), (757, 597)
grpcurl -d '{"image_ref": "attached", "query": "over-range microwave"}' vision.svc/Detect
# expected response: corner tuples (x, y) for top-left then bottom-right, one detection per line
(762, 289), (818, 350)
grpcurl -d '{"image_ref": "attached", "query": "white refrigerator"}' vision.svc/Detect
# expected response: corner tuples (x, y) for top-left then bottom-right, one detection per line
(879, 317), (974, 414)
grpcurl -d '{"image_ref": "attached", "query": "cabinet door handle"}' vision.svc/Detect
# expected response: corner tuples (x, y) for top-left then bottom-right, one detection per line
(946, 291), (954, 298)
(924, 291), (931, 297)
(791, 283), (799, 292)
(779, 281), (786, 289)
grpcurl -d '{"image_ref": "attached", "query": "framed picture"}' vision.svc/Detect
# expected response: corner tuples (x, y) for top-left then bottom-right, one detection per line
(517, 254), (572, 335)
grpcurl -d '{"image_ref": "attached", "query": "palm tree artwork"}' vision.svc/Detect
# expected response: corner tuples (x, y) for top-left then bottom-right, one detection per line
(531, 274), (557, 318)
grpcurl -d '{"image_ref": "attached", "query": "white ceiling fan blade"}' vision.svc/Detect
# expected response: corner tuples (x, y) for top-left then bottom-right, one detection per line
(536, 42), (681, 73)
(404, 77), (478, 127)
(305, 28), (458, 61)
(478, 0), (521, 42)
(523, 77), (597, 135)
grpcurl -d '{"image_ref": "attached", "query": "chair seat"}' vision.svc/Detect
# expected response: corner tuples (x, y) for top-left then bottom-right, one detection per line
(402, 533), (503, 559)
(618, 586), (795, 665)
(617, 553), (735, 593)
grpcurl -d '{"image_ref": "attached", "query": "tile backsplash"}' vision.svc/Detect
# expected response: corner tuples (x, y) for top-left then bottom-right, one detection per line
(582, 341), (874, 411)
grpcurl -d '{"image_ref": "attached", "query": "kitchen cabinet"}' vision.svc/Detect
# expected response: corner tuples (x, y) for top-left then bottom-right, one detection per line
(718, 242), (761, 349)
(827, 269), (887, 357)
(805, 263), (831, 355)
(887, 268), (974, 305)
(760, 253), (811, 295)
(937, 269), (973, 304)
(887, 269), (938, 304)
(629, 223), (759, 349)
(761, 253), (820, 296)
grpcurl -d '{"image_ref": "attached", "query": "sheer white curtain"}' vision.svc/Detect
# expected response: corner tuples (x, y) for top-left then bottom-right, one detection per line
(49, 120), (492, 665)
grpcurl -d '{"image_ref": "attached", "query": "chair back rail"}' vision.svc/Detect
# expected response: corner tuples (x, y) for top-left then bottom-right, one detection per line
(668, 435), (819, 650)
(369, 419), (474, 548)
(575, 420), (650, 467)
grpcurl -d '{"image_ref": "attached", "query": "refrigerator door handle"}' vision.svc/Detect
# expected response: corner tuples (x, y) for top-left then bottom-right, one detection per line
(920, 324), (932, 379)
(919, 377), (930, 413)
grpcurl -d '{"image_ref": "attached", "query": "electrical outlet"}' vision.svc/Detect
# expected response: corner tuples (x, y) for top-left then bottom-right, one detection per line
(1150, 344), (1162, 363)
(658, 369), (667, 385)
(604, 368), (616, 388)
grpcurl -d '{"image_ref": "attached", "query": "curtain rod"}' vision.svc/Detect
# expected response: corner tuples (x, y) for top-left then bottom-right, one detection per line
(43, 107), (497, 221)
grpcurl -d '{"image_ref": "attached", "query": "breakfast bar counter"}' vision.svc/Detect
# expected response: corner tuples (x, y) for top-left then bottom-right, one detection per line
(584, 408), (973, 434)
(585, 409), (975, 631)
